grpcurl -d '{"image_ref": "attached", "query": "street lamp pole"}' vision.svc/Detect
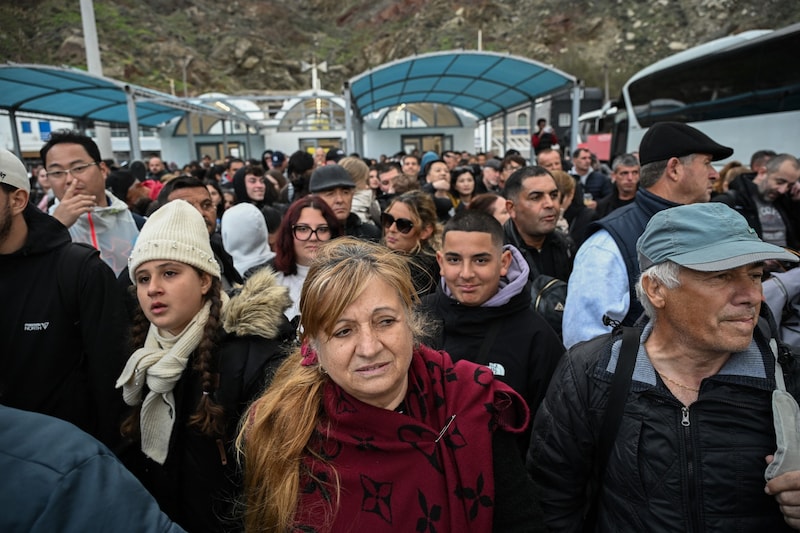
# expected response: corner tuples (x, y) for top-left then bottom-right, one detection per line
(182, 56), (194, 98)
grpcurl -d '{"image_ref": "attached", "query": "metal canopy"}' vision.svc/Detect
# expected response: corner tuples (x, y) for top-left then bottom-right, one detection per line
(348, 51), (577, 120)
(0, 63), (251, 128)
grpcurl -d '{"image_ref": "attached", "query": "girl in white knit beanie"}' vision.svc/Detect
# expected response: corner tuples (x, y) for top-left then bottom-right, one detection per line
(116, 199), (295, 532)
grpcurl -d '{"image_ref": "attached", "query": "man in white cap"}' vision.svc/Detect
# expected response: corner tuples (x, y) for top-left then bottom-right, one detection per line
(529, 202), (800, 531)
(0, 148), (128, 448)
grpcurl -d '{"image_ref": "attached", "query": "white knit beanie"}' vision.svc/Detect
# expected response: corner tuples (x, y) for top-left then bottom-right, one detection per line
(128, 199), (220, 282)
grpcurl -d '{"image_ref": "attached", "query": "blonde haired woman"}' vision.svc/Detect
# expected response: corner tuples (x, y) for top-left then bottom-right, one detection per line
(381, 190), (441, 296)
(237, 237), (543, 532)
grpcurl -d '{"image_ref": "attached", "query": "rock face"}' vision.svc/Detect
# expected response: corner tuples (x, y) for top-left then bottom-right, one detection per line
(2, 0), (799, 98)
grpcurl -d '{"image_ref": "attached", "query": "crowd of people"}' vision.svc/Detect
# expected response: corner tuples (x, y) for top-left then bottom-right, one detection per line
(3, 121), (800, 531)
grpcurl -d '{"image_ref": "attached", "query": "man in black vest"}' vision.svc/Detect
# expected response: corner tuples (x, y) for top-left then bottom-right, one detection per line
(562, 122), (732, 348)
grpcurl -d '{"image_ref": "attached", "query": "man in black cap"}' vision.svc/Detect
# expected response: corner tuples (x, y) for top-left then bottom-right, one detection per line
(563, 121), (733, 348)
(309, 165), (381, 241)
(474, 158), (502, 194)
(324, 148), (345, 165)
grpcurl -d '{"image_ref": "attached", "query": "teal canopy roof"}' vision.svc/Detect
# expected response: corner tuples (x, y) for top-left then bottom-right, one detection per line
(348, 51), (577, 120)
(0, 64), (248, 128)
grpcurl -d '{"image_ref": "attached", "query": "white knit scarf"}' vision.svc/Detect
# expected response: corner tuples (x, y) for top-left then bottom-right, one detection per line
(116, 300), (211, 465)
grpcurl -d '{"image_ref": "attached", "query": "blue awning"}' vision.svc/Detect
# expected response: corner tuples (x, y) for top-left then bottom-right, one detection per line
(348, 51), (577, 120)
(0, 64), (241, 128)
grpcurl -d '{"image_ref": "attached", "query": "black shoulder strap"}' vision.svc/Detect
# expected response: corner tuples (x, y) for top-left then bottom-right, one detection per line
(584, 326), (639, 527)
(597, 326), (639, 470)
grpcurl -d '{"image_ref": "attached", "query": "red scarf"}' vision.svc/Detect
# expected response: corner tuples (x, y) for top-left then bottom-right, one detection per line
(293, 344), (529, 532)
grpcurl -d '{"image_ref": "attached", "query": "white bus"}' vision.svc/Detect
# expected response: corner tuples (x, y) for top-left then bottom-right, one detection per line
(609, 23), (800, 164)
(577, 103), (617, 163)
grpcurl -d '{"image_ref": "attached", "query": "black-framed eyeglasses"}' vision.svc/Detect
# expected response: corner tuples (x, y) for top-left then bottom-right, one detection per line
(45, 162), (98, 180)
(381, 213), (414, 234)
(292, 224), (331, 241)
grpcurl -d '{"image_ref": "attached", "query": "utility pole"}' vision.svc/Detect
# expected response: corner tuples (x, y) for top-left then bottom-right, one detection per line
(182, 56), (193, 98)
(79, 0), (114, 159)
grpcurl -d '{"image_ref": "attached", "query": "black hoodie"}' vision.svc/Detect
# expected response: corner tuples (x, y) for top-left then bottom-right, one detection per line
(0, 204), (128, 449)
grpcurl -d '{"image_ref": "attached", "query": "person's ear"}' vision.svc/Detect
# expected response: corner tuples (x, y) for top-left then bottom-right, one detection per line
(641, 274), (666, 310)
(419, 223), (434, 242)
(10, 188), (29, 215)
(505, 199), (515, 218)
(199, 272), (213, 296)
(436, 250), (445, 275)
(499, 248), (512, 276)
(666, 157), (682, 181)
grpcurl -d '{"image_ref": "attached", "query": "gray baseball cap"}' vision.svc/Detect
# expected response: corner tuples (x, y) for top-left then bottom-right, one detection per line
(637, 203), (798, 272)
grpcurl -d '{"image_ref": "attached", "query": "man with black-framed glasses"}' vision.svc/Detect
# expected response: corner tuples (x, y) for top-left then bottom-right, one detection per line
(41, 130), (143, 276)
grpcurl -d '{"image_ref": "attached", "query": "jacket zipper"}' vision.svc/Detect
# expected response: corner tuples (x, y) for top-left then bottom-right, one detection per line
(681, 406), (703, 532)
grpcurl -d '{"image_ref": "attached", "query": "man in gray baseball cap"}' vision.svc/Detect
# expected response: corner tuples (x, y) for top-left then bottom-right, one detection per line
(530, 202), (800, 531)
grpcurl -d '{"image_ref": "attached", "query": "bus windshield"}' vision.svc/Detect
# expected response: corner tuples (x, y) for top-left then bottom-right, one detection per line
(612, 23), (800, 163)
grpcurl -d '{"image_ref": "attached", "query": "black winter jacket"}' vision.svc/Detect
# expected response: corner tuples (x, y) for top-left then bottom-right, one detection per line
(0, 204), (128, 448)
(121, 268), (295, 533)
(528, 322), (797, 532)
(420, 266), (563, 416)
(503, 219), (575, 282)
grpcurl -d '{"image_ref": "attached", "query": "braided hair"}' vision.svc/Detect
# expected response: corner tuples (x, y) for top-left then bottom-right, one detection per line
(120, 273), (225, 440)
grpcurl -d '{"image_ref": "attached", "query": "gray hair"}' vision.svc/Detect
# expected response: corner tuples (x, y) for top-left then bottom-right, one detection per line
(612, 153), (640, 172)
(635, 260), (682, 319)
(765, 153), (800, 174)
(639, 154), (695, 189)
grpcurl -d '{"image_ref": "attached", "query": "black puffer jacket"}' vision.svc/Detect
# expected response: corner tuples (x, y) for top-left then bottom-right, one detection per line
(528, 322), (796, 532)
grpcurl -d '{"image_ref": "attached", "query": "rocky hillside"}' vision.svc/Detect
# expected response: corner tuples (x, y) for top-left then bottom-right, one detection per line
(2, 0), (799, 100)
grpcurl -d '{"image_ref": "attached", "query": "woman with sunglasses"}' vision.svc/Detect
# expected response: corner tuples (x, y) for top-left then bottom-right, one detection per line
(381, 190), (440, 296)
(272, 195), (342, 322)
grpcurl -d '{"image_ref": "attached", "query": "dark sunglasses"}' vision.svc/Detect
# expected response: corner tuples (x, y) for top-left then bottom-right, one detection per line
(381, 212), (414, 234)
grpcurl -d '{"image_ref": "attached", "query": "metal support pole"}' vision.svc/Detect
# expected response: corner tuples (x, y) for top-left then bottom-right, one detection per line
(222, 119), (229, 157)
(344, 81), (353, 154)
(571, 82), (582, 155)
(502, 113), (508, 155)
(9, 110), (22, 159)
(185, 111), (194, 164)
(125, 86), (142, 161)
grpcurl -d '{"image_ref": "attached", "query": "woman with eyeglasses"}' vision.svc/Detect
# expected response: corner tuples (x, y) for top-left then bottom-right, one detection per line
(272, 195), (342, 322)
(381, 190), (441, 296)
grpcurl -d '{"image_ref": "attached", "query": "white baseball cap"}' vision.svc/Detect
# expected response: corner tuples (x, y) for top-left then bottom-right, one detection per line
(0, 149), (30, 193)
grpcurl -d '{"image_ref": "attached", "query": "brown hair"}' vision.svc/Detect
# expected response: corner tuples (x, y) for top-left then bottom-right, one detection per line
(121, 274), (224, 439)
(384, 190), (441, 252)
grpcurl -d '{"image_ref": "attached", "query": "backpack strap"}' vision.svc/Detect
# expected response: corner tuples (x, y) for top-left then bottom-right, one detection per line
(584, 326), (639, 527)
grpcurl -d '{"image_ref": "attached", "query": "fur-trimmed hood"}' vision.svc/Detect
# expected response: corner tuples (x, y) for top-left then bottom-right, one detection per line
(222, 267), (292, 339)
